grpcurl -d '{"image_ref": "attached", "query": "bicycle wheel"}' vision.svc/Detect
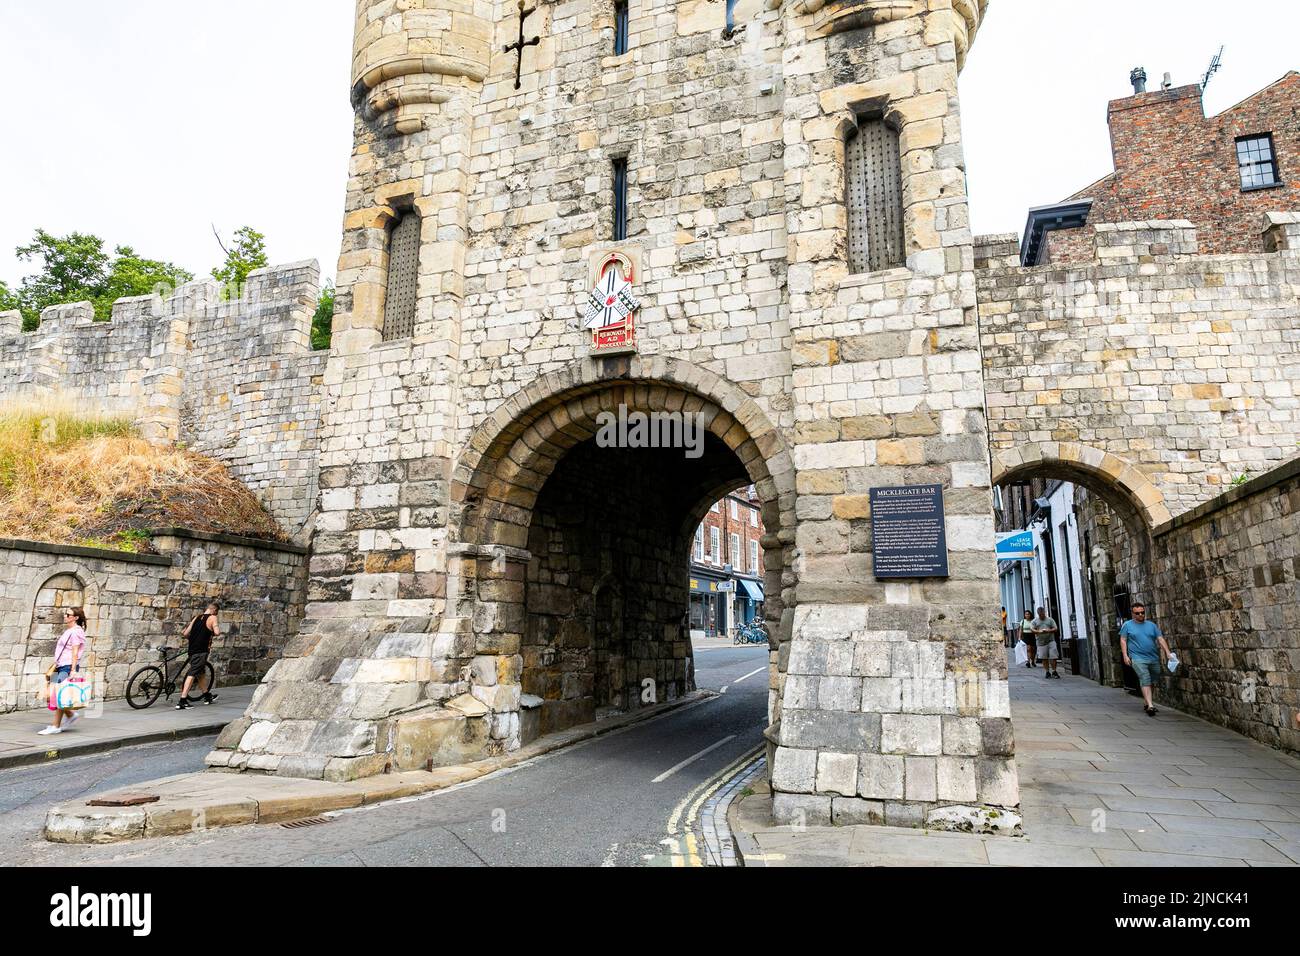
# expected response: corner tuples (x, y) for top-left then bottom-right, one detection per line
(126, 666), (165, 709)
(186, 662), (216, 701)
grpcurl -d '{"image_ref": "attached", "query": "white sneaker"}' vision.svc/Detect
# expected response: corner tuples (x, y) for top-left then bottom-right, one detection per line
(64, 711), (81, 727)
(37, 726), (63, 735)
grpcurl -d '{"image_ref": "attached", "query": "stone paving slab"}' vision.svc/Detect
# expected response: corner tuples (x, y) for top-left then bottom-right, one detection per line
(43, 689), (715, 844)
(0, 685), (256, 769)
(732, 656), (1300, 867)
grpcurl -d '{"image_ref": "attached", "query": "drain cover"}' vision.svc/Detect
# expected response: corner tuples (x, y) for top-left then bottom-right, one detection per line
(280, 815), (334, 830)
(88, 794), (160, 807)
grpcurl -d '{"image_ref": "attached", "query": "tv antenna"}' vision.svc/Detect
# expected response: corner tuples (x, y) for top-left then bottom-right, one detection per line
(1202, 45), (1224, 91)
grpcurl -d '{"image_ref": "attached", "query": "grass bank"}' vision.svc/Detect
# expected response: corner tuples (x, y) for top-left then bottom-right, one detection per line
(0, 398), (286, 551)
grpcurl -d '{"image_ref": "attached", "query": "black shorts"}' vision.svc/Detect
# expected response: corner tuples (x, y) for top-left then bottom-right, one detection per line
(186, 652), (209, 678)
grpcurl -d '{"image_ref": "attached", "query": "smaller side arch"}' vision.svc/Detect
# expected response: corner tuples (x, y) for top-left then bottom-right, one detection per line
(19, 563), (103, 644)
(11, 564), (103, 710)
(991, 442), (1172, 530)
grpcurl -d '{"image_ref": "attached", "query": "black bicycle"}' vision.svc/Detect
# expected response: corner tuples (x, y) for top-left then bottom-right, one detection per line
(125, 647), (215, 709)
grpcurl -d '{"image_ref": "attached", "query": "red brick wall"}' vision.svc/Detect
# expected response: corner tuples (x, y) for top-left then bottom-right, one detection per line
(695, 489), (765, 576)
(1047, 73), (1300, 261)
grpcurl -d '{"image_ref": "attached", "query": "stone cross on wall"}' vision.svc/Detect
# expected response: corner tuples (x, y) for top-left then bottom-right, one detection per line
(504, 1), (540, 90)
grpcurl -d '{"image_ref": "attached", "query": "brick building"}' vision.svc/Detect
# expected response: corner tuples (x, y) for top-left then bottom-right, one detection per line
(1023, 70), (1300, 264)
(689, 486), (766, 637)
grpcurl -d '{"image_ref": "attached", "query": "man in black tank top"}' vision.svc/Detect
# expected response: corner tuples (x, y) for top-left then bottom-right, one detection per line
(177, 602), (221, 709)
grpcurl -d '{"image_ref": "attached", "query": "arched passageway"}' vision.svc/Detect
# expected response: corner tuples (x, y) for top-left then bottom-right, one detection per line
(992, 444), (1163, 689)
(446, 359), (796, 747)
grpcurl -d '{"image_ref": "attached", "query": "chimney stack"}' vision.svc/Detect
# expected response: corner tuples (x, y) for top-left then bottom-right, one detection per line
(1130, 67), (1148, 94)
(1162, 72), (1173, 90)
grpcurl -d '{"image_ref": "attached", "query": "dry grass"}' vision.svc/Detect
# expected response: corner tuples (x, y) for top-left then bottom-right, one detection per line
(0, 397), (286, 550)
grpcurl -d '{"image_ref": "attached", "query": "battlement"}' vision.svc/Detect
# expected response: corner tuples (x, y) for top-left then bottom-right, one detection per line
(975, 211), (1300, 274)
(0, 261), (328, 537)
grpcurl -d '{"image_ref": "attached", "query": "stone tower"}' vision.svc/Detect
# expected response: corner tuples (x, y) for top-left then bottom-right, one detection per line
(214, 0), (1016, 831)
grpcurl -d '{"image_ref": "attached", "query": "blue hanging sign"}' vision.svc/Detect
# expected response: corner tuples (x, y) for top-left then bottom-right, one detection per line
(996, 530), (1035, 561)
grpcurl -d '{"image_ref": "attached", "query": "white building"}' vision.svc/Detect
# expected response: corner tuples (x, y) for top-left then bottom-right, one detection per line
(998, 481), (1098, 678)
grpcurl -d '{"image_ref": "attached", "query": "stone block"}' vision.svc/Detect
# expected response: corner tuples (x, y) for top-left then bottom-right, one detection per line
(771, 745), (817, 794)
(857, 754), (904, 800)
(831, 797), (886, 827)
(880, 714), (942, 755)
(816, 751), (858, 796)
(772, 792), (833, 827)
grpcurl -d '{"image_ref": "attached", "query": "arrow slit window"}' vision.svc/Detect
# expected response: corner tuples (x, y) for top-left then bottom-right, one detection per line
(613, 0), (629, 55)
(845, 117), (905, 273)
(382, 208), (420, 342)
(612, 157), (629, 241)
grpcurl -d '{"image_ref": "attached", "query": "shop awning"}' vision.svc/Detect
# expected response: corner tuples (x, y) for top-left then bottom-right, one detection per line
(739, 579), (764, 602)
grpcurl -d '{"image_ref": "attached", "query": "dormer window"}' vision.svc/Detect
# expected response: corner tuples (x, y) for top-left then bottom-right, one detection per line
(1237, 134), (1281, 191)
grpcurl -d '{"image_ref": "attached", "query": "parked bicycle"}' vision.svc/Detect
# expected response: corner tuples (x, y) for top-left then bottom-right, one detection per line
(733, 621), (769, 645)
(125, 647), (215, 709)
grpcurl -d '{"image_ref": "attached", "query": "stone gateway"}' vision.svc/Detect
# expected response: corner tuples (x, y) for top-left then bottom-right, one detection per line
(208, 0), (1015, 830)
(7, 1), (1298, 832)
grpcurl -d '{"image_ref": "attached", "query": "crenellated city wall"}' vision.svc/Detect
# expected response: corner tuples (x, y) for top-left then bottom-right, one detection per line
(0, 261), (328, 538)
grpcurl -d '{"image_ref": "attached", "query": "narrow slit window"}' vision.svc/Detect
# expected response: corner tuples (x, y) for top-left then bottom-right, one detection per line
(612, 157), (629, 241)
(845, 117), (905, 273)
(382, 209), (420, 341)
(1237, 134), (1280, 190)
(613, 0), (629, 55)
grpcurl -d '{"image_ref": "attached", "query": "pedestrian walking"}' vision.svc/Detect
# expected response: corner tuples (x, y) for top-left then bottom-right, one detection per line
(1019, 609), (1037, 667)
(1120, 602), (1171, 717)
(39, 607), (87, 735)
(1000, 606), (1008, 646)
(176, 602), (221, 709)
(1032, 607), (1061, 679)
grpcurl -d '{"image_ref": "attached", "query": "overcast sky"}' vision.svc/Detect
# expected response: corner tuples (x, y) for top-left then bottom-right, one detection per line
(1, 1), (1297, 290)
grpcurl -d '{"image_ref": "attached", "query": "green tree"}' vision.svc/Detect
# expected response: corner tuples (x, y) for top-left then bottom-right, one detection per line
(311, 280), (335, 351)
(14, 230), (109, 325)
(94, 246), (193, 318)
(0, 280), (20, 327)
(211, 225), (268, 297)
(8, 229), (191, 329)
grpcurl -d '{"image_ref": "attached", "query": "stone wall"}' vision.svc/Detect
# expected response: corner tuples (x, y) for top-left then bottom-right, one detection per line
(0, 262), (327, 537)
(978, 216), (1300, 525)
(1151, 458), (1300, 756)
(0, 530), (308, 713)
(215, 0), (1015, 833)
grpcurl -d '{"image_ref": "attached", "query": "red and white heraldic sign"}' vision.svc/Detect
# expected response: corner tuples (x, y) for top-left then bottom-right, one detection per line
(583, 252), (640, 355)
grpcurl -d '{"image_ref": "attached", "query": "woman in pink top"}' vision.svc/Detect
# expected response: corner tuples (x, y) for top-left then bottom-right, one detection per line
(39, 607), (86, 735)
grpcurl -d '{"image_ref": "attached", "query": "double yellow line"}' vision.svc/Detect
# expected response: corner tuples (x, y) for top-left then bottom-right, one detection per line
(663, 743), (764, 867)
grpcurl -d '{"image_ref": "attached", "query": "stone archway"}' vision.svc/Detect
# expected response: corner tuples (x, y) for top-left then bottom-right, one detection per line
(991, 442), (1167, 688)
(10, 564), (102, 712)
(991, 442), (1172, 530)
(445, 355), (797, 747)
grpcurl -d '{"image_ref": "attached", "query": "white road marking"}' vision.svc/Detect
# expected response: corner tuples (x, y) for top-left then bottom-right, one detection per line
(733, 666), (766, 684)
(601, 843), (619, 867)
(652, 734), (738, 783)
(720, 685), (728, 694)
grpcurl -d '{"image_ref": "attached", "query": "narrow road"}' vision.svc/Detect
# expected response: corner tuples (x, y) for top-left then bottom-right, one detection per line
(1, 645), (769, 866)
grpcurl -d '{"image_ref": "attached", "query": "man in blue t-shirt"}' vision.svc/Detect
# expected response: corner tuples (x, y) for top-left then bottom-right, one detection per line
(1119, 602), (1171, 717)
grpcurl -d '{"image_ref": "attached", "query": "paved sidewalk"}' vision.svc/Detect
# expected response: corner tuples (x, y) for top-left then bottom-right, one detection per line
(735, 658), (1300, 866)
(0, 685), (253, 770)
